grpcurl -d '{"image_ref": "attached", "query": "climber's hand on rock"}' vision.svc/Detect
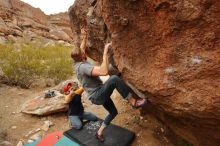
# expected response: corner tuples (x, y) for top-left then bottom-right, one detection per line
(104, 42), (112, 55)
(81, 28), (88, 38)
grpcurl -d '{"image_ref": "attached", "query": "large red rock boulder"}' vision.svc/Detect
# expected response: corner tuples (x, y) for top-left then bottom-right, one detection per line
(69, 0), (220, 146)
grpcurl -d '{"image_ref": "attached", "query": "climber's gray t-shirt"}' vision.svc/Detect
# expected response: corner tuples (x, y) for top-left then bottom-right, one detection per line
(74, 62), (103, 99)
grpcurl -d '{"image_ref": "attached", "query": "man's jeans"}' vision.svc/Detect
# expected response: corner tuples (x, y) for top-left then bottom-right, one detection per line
(90, 75), (132, 128)
(69, 112), (97, 129)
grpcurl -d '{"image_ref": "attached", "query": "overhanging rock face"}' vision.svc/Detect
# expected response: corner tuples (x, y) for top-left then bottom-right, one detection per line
(69, 0), (220, 146)
(68, 0), (110, 62)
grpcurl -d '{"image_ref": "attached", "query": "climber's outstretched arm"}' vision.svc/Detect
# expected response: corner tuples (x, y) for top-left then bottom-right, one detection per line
(80, 28), (88, 53)
(92, 43), (111, 76)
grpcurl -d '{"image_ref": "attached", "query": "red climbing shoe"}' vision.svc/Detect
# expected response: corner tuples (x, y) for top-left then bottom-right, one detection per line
(133, 98), (147, 108)
(95, 132), (105, 143)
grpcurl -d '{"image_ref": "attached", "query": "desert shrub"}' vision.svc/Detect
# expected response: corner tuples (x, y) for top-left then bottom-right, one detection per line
(0, 42), (74, 88)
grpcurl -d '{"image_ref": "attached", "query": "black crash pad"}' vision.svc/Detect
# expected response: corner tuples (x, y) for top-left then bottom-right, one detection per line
(64, 120), (135, 146)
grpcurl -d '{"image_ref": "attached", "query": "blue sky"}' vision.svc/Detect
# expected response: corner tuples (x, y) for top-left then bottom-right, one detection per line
(20, 0), (75, 15)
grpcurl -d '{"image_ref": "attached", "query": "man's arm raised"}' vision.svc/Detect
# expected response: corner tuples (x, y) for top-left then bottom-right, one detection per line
(80, 28), (88, 53)
(91, 43), (111, 76)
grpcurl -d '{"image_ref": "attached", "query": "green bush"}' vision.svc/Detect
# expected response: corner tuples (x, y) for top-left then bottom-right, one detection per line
(0, 42), (74, 88)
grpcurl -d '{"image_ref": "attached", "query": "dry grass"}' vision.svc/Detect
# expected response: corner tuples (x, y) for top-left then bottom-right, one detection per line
(0, 41), (74, 88)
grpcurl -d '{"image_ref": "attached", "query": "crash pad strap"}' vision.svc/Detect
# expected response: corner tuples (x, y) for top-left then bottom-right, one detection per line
(24, 138), (41, 146)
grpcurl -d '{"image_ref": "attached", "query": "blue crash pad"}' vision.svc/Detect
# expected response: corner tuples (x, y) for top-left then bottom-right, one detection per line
(54, 136), (80, 146)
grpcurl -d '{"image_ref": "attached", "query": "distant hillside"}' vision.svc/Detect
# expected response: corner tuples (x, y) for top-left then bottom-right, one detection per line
(0, 0), (75, 44)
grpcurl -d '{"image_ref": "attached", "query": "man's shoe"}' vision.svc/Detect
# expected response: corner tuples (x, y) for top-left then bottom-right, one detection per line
(95, 132), (105, 143)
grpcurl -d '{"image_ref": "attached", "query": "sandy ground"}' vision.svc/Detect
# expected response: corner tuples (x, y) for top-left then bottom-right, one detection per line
(0, 84), (174, 146)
